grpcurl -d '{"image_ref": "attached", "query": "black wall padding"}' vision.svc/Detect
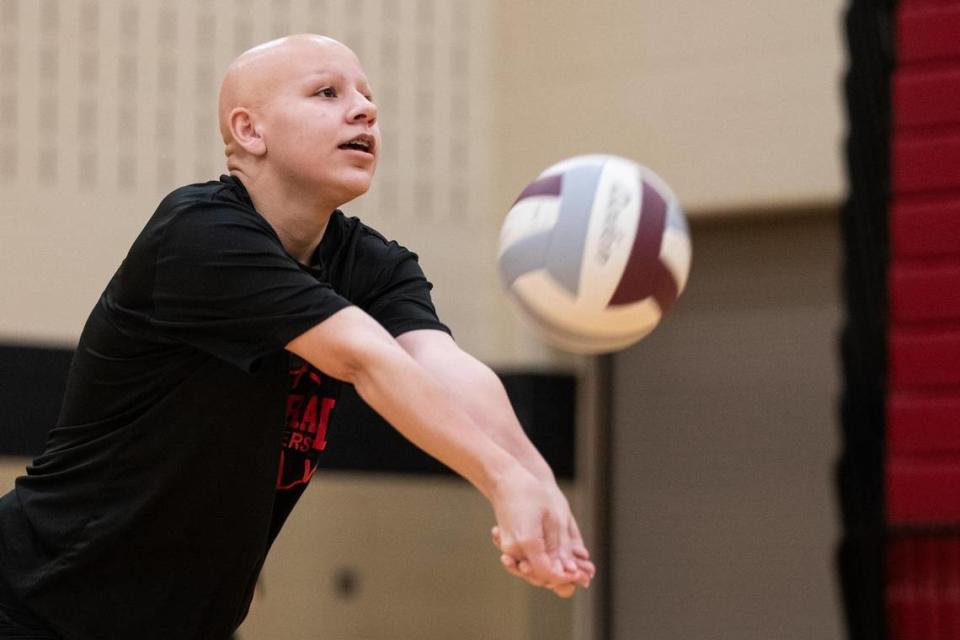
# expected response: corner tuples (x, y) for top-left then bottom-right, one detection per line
(322, 372), (576, 479)
(837, 0), (895, 638)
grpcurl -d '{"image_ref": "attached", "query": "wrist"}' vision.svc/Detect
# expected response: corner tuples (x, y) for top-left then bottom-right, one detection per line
(527, 457), (557, 485)
(486, 459), (536, 504)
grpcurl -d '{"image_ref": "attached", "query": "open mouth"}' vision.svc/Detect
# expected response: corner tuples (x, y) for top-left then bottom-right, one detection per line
(338, 134), (375, 155)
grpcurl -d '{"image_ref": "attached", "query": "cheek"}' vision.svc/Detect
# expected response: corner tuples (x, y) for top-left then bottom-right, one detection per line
(270, 109), (333, 151)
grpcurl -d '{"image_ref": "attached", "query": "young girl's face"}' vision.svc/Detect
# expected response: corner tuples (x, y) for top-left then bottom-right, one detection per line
(257, 39), (380, 207)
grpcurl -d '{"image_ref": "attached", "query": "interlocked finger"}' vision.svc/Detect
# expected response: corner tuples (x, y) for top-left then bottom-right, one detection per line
(492, 524), (583, 592)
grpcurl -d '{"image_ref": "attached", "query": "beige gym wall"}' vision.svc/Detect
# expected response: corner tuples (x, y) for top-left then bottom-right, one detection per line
(491, 0), (845, 214)
(609, 214), (844, 639)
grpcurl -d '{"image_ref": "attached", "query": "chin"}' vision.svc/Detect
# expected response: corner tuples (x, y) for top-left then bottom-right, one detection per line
(339, 171), (375, 199)
(332, 180), (372, 207)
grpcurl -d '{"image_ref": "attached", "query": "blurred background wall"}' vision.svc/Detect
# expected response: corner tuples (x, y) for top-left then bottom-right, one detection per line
(0, 1), (847, 638)
(610, 215), (842, 639)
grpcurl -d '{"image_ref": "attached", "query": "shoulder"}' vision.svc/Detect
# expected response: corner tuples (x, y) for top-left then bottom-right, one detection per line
(152, 177), (278, 248)
(320, 212), (427, 299)
(328, 212), (413, 261)
(157, 176), (244, 213)
(157, 176), (260, 221)
(113, 178), (286, 293)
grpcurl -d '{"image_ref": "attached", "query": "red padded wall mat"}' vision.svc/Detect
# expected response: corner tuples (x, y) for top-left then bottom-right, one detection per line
(893, 134), (960, 194)
(890, 329), (960, 390)
(889, 392), (960, 456)
(890, 262), (960, 322)
(887, 0), (960, 528)
(887, 535), (960, 639)
(892, 198), (960, 259)
(898, 3), (960, 64)
(889, 460), (960, 523)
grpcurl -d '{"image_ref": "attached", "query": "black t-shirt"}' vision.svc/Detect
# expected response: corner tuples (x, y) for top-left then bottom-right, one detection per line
(0, 175), (448, 640)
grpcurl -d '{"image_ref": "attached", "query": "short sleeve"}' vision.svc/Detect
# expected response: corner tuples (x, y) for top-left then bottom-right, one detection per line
(151, 205), (352, 372)
(363, 253), (451, 337)
(336, 222), (450, 338)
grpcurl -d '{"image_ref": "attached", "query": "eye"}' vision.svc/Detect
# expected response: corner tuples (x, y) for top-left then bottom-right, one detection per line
(315, 87), (337, 98)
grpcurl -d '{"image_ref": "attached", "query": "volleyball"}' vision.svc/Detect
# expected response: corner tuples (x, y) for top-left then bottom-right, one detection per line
(498, 154), (692, 354)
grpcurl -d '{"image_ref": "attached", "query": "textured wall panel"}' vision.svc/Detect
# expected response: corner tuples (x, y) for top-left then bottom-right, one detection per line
(0, 0), (487, 218)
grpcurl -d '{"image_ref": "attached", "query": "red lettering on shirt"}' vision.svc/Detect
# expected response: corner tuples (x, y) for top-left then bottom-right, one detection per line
(300, 396), (318, 433)
(290, 364), (309, 389)
(313, 398), (336, 451)
(283, 393), (335, 450)
(275, 450), (319, 490)
(286, 394), (304, 428)
(288, 432), (305, 449)
(278, 361), (339, 489)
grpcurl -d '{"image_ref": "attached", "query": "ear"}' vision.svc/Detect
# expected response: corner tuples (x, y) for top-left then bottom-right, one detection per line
(229, 108), (266, 157)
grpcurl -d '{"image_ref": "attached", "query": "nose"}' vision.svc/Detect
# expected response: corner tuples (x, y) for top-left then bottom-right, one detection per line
(348, 92), (377, 125)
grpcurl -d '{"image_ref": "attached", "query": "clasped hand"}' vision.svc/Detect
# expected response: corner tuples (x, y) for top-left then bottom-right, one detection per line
(488, 470), (596, 598)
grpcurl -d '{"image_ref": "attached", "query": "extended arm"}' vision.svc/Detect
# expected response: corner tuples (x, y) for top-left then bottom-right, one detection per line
(286, 307), (582, 592)
(395, 329), (595, 593)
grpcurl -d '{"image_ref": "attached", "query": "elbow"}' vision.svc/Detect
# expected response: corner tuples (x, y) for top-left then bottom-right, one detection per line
(286, 307), (402, 384)
(336, 334), (406, 388)
(331, 336), (375, 385)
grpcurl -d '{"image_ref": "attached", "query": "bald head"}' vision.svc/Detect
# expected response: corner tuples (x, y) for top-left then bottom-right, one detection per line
(214, 33), (380, 216)
(217, 34), (357, 151)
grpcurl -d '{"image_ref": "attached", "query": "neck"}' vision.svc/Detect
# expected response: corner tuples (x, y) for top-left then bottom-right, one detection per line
(231, 168), (337, 264)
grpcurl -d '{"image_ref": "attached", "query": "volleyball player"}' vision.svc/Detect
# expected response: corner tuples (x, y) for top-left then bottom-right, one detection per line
(0, 34), (593, 639)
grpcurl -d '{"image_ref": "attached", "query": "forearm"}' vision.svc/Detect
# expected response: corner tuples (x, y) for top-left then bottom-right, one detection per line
(350, 339), (523, 500)
(451, 357), (556, 483)
(398, 334), (556, 484)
